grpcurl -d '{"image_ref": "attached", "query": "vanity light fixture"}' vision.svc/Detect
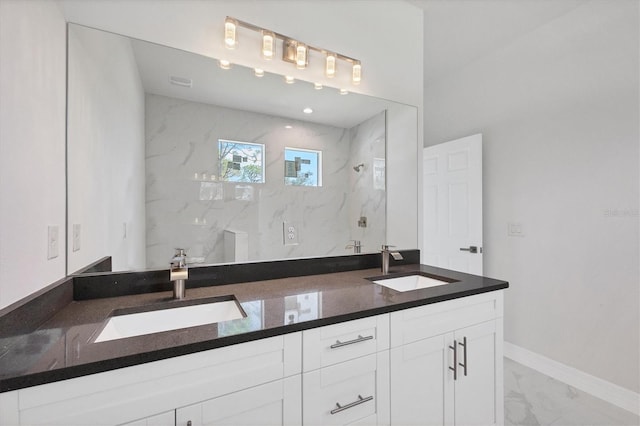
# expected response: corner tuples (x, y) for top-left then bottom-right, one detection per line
(325, 53), (336, 78)
(224, 16), (362, 85)
(352, 61), (362, 85)
(224, 17), (238, 49)
(262, 30), (275, 59)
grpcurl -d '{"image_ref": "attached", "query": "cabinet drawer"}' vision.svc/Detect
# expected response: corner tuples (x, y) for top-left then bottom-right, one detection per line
(303, 352), (389, 426)
(9, 333), (302, 426)
(390, 290), (503, 347)
(303, 314), (389, 371)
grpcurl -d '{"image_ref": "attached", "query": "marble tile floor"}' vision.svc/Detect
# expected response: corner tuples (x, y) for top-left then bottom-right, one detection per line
(505, 358), (639, 426)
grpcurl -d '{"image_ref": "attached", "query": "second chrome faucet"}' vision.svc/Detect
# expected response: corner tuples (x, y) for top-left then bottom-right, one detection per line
(381, 245), (403, 274)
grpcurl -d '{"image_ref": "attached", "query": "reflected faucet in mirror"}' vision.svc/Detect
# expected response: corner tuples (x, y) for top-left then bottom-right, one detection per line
(170, 249), (188, 299)
(345, 240), (362, 254)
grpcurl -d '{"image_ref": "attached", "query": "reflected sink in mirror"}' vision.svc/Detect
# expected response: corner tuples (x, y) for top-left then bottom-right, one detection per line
(94, 296), (245, 343)
(371, 273), (457, 293)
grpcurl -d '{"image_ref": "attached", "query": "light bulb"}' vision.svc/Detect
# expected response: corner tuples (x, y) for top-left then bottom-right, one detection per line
(325, 53), (336, 78)
(339, 88), (349, 95)
(352, 61), (362, 85)
(224, 18), (237, 49)
(314, 82), (323, 90)
(285, 75), (295, 84)
(254, 68), (265, 77)
(219, 59), (231, 70)
(296, 43), (308, 69)
(262, 31), (275, 59)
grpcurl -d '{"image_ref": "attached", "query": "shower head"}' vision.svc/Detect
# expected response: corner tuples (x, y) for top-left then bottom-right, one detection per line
(353, 163), (365, 172)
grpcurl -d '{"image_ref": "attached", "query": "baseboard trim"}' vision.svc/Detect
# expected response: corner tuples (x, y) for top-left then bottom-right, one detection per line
(504, 342), (640, 416)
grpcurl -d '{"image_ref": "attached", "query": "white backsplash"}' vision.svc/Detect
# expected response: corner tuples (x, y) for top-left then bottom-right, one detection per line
(145, 94), (386, 268)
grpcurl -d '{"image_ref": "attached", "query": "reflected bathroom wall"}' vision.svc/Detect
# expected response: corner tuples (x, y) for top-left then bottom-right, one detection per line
(145, 94), (385, 268)
(348, 111), (386, 254)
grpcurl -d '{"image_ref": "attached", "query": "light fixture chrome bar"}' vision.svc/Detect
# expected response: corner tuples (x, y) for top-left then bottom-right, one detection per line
(227, 16), (361, 65)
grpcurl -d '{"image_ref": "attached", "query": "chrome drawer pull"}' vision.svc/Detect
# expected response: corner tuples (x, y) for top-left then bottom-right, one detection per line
(330, 334), (374, 349)
(330, 394), (374, 415)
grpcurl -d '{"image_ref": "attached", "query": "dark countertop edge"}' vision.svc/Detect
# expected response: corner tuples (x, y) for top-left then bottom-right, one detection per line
(0, 281), (507, 393)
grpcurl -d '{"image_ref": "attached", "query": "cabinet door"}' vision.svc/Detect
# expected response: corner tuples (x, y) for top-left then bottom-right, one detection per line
(119, 411), (175, 426)
(453, 320), (498, 426)
(176, 376), (301, 426)
(390, 334), (451, 426)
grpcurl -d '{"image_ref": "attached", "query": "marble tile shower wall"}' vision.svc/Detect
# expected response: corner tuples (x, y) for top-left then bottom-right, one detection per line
(348, 111), (386, 253)
(145, 94), (385, 268)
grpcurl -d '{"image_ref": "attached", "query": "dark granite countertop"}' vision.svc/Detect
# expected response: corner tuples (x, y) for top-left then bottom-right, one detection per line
(0, 259), (507, 393)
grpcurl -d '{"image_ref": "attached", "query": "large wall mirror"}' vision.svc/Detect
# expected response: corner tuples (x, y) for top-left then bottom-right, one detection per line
(67, 23), (417, 274)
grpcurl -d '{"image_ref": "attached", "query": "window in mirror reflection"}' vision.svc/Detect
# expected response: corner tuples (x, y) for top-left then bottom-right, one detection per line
(219, 140), (265, 183)
(284, 148), (322, 187)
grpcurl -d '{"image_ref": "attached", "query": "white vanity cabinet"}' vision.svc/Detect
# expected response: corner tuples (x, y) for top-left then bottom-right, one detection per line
(302, 314), (390, 426)
(0, 290), (505, 426)
(389, 291), (504, 426)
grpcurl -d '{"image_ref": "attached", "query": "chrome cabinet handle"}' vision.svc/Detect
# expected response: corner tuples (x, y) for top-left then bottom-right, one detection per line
(330, 394), (374, 415)
(458, 336), (468, 376)
(330, 334), (373, 349)
(449, 340), (457, 380)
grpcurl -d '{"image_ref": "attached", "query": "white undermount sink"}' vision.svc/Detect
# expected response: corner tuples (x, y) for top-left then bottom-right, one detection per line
(94, 297), (245, 343)
(372, 274), (454, 292)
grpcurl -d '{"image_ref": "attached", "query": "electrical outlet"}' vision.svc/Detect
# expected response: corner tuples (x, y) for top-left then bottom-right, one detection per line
(47, 225), (59, 259)
(283, 221), (299, 245)
(72, 224), (81, 252)
(508, 222), (524, 237)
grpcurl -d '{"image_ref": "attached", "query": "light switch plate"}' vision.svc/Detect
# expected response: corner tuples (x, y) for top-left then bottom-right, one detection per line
(283, 221), (299, 245)
(508, 222), (524, 237)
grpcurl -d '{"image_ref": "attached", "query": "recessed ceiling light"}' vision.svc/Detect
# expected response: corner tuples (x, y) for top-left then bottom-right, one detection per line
(303, 107), (313, 114)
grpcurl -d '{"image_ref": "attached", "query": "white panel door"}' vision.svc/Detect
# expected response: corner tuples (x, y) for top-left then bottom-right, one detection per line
(422, 134), (483, 274)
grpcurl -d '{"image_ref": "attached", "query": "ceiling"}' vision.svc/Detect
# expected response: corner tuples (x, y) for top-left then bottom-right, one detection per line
(408, 0), (587, 83)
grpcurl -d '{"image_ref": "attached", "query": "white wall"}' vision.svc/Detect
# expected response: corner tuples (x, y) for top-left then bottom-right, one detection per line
(424, 0), (639, 393)
(0, 1), (67, 309)
(67, 25), (146, 274)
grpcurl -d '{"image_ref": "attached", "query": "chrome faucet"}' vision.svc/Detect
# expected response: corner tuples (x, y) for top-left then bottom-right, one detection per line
(381, 245), (403, 274)
(170, 248), (188, 299)
(345, 240), (362, 254)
